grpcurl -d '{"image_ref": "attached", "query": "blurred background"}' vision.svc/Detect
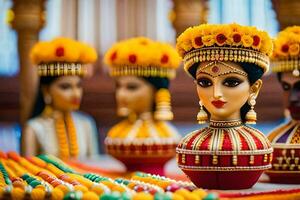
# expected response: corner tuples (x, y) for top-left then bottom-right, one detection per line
(0, 0), (296, 152)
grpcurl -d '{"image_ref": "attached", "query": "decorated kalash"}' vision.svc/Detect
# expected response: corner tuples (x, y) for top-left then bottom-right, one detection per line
(267, 26), (300, 184)
(0, 152), (215, 200)
(104, 37), (181, 175)
(175, 24), (273, 189)
(23, 38), (99, 159)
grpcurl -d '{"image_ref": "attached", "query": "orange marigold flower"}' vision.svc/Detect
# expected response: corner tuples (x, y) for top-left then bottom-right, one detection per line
(233, 33), (241, 43)
(216, 34), (227, 46)
(110, 51), (117, 62)
(194, 37), (203, 47)
(56, 47), (64, 57)
(281, 44), (289, 53)
(252, 35), (260, 47)
(129, 54), (137, 64)
(161, 54), (169, 64)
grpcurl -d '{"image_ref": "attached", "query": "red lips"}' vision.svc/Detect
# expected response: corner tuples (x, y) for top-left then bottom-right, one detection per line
(211, 100), (226, 108)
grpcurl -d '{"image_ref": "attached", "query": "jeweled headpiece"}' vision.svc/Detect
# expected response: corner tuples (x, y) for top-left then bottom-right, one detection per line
(30, 37), (97, 76)
(104, 37), (181, 79)
(176, 23), (273, 78)
(272, 26), (300, 77)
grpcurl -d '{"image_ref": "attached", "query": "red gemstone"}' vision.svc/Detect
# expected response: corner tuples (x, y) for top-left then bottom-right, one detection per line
(216, 34), (227, 44)
(212, 66), (219, 73)
(253, 35), (260, 46)
(194, 37), (203, 46)
(110, 51), (117, 61)
(233, 34), (241, 43)
(56, 47), (64, 57)
(128, 54), (137, 64)
(281, 44), (289, 53)
(161, 54), (169, 64)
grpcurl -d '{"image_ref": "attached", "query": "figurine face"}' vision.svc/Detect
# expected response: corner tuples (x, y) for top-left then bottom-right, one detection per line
(195, 61), (261, 121)
(281, 72), (300, 120)
(115, 76), (155, 116)
(44, 76), (82, 112)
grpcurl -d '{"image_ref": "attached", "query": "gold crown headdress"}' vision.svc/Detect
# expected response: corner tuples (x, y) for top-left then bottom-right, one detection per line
(30, 37), (97, 76)
(176, 23), (273, 78)
(272, 26), (300, 77)
(104, 37), (181, 79)
(104, 37), (181, 121)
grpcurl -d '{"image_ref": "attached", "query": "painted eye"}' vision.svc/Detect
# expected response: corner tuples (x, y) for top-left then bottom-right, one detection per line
(196, 78), (212, 88)
(223, 77), (242, 87)
(281, 82), (291, 91)
(58, 83), (72, 90)
(127, 83), (139, 90)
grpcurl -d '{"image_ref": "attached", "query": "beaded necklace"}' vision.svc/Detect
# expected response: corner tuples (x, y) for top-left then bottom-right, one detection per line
(44, 108), (79, 160)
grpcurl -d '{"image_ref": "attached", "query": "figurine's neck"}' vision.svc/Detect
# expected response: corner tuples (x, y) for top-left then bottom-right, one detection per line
(127, 111), (153, 122)
(210, 112), (241, 122)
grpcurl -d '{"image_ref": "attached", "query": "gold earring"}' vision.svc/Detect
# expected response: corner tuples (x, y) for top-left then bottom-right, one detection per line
(197, 100), (208, 124)
(245, 94), (257, 124)
(43, 95), (53, 116)
(154, 89), (173, 121)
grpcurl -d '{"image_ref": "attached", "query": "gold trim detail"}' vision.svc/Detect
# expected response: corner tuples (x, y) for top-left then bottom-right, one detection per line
(183, 47), (269, 77)
(110, 65), (176, 79)
(38, 63), (86, 76)
(178, 164), (272, 171)
(176, 147), (273, 155)
(209, 120), (242, 128)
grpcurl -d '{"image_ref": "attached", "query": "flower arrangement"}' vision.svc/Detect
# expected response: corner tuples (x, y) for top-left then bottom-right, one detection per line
(272, 26), (300, 76)
(176, 23), (273, 58)
(104, 37), (181, 79)
(30, 37), (97, 65)
(272, 26), (300, 59)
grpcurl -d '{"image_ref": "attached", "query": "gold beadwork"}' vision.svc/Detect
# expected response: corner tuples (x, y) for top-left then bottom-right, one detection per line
(232, 155), (238, 166)
(212, 155), (218, 165)
(195, 155), (200, 164)
(249, 155), (255, 165)
(263, 154), (268, 163)
(182, 154), (186, 164)
(183, 47), (270, 77)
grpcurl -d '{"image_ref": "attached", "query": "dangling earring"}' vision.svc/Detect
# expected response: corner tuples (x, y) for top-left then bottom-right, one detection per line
(245, 94), (257, 124)
(43, 95), (53, 116)
(154, 88), (173, 121)
(197, 100), (208, 124)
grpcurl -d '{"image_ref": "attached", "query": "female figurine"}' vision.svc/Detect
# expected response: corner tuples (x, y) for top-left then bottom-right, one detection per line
(23, 37), (99, 160)
(176, 24), (273, 189)
(267, 26), (300, 183)
(104, 37), (181, 175)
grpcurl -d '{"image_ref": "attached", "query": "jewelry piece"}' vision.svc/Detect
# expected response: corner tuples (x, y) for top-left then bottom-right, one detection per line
(197, 101), (208, 124)
(196, 61), (248, 78)
(245, 94), (257, 124)
(154, 89), (173, 121)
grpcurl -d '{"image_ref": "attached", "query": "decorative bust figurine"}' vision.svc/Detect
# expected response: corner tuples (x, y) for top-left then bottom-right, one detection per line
(175, 24), (273, 189)
(267, 26), (300, 184)
(104, 37), (181, 175)
(23, 37), (99, 160)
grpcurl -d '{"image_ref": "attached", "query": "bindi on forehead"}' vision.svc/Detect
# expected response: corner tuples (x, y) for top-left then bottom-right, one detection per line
(197, 61), (248, 78)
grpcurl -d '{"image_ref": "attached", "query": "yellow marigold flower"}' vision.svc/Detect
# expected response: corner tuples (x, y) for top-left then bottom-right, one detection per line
(289, 43), (300, 56)
(202, 35), (215, 47)
(241, 35), (253, 47)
